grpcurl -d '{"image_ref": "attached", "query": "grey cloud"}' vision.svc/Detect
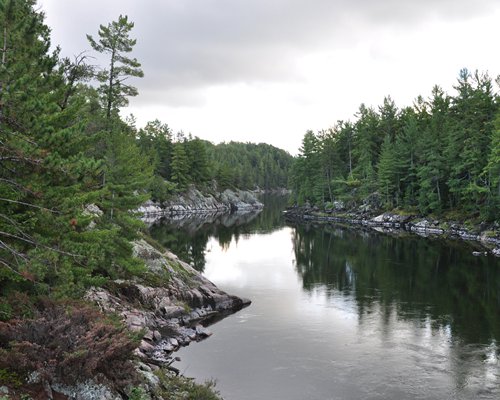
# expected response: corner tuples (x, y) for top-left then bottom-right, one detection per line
(41, 0), (498, 107)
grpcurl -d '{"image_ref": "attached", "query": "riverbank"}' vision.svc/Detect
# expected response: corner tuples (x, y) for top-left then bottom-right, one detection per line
(87, 237), (251, 398)
(0, 235), (249, 399)
(1, 187), (269, 398)
(284, 206), (500, 256)
(139, 186), (264, 220)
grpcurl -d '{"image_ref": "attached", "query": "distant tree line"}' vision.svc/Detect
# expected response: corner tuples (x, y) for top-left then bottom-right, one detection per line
(137, 124), (294, 201)
(290, 69), (500, 221)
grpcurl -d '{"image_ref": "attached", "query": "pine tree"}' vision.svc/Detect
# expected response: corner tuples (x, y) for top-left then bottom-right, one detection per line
(296, 131), (323, 204)
(482, 112), (500, 220)
(353, 104), (380, 195)
(171, 142), (190, 188)
(395, 112), (420, 206)
(137, 119), (173, 179)
(417, 86), (450, 213)
(0, 1), (107, 293)
(446, 69), (495, 210)
(87, 15), (143, 119)
(377, 135), (398, 207)
(185, 138), (210, 184)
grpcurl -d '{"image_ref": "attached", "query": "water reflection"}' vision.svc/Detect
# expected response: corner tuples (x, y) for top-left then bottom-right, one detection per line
(150, 198), (500, 399)
(148, 195), (288, 271)
(291, 223), (500, 346)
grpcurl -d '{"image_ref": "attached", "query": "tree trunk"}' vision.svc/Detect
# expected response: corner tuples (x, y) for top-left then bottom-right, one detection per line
(106, 48), (116, 119)
(0, 26), (7, 120)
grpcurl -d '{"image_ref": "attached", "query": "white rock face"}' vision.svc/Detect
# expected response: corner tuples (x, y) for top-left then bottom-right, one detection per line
(137, 200), (163, 215)
(83, 203), (104, 217)
(139, 185), (264, 221)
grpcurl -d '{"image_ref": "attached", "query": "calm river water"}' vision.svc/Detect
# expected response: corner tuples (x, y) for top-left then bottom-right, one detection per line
(149, 197), (500, 400)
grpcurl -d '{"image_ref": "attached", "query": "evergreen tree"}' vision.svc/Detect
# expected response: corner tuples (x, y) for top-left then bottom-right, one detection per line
(185, 138), (210, 184)
(171, 142), (190, 188)
(87, 15), (143, 119)
(417, 86), (450, 213)
(482, 112), (500, 220)
(378, 96), (400, 142)
(292, 131), (323, 204)
(137, 119), (173, 179)
(353, 104), (380, 195)
(395, 112), (420, 206)
(377, 135), (398, 207)
(0, 1), (109, 293)
(446, 69), (495, 210)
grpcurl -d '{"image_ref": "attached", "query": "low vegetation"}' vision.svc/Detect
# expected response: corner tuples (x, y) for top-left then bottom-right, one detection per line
(0, 296), (141, 394)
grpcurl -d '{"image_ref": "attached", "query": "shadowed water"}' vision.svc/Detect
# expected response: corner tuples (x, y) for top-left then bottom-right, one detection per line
(149, 197), (500, 400)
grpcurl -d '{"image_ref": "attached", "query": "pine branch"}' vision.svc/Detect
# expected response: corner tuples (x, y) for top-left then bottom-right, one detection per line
(0, 178), (38, 195)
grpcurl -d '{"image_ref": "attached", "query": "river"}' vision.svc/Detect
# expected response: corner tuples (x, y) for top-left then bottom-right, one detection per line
(149, 196), (500, 400)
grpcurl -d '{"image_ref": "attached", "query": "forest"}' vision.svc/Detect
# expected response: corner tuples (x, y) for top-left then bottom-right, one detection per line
(0, 1), (289, 395)
(1, 0), (499, 397)
(0, 1), (291, 297)
(290, 71), (500, 222)
(137, 124), (293, 202)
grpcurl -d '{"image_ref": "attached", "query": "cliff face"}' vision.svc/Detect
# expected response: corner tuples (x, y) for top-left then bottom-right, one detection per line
(138, 186), (263, 218)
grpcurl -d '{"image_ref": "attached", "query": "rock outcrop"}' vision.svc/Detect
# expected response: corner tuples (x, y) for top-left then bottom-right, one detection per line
(85, 239), (250, 366)
(138, 186), (263, 220)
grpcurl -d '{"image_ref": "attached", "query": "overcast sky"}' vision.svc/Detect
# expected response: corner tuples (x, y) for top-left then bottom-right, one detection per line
(38, 0), (500, 154)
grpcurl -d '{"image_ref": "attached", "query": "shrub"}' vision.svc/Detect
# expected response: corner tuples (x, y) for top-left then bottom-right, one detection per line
(0, 298), (140, 390)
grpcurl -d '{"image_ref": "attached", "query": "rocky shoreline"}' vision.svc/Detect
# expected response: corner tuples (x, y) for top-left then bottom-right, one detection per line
(27, 238), (249, 400)
(138, 186), (264, 221)
(90, 239), (248, 391)
(285, 207), (500, 256)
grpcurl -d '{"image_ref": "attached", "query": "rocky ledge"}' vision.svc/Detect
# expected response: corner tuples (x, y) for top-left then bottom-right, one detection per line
(138, 186), (263, 220)
(85, 239), (250, 377)
(285, 206), (500, 256)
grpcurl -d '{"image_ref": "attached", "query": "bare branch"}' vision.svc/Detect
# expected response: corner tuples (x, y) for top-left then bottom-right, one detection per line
(0, 198), (60, 214)
(0, 230), (83, 258)
(0, 258), (24, 278)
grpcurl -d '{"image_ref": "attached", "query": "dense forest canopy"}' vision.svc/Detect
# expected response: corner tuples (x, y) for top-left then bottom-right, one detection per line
(290, 70), (500, 222)
(136, 124), (294, 202)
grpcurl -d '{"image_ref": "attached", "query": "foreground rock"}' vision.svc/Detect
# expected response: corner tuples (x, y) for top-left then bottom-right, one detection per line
(86, 239), (250, 366)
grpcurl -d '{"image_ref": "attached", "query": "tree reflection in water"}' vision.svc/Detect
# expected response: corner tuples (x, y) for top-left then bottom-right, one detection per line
(291, 222), (500, 387)
(149, 195), (288, 272)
